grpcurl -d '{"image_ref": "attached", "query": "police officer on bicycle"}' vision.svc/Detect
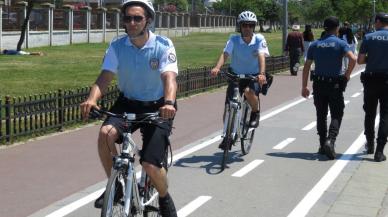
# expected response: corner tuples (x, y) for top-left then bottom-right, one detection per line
(301, 16), (356, 160)
(357, 12), (388, 162)
(210, 10), (269, 149)
(80, 0), (178, 216)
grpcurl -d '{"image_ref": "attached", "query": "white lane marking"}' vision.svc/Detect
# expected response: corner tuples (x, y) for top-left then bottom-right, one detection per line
(45, 188), (105, 217)
(177, 196), (212, 217)
(351, 92), (361, 98)
(261, 98), (307, 121)
(44, 68), (366, 217)
(344, 100), (350, 105)
(231, 160), (264, 177)
(288, 115), (380, 217)
(273, 138), (296, 150)
(302, 121), (316, 131)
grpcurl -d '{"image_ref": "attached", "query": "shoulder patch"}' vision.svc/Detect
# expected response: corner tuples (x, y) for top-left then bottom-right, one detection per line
(155, 35), (173, 47)
(168, 53), (177, 63)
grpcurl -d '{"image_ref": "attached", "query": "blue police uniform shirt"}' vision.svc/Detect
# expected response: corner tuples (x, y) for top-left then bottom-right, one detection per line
(359, 29), (388, 73)
(102, 31), (178, 101)
(307, 34), (350, 77)
(223, 34), (270, 75)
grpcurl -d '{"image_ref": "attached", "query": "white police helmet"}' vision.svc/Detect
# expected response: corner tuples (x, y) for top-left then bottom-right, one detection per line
(237, 11), (257, 23)
(121, 0), (155, 20)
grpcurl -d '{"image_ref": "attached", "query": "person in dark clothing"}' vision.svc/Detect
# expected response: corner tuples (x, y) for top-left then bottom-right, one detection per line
(285, 25), (304, 76)
(357, 12), (388, 162)
(303, 24), (314, 61)
(301, 16), (356, 160)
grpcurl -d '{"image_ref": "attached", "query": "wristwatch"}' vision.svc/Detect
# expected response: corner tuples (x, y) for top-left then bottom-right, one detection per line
(164, 100), (175, 106)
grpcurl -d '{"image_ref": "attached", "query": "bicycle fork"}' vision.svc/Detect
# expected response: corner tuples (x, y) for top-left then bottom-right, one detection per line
(124, 162), (141, 215)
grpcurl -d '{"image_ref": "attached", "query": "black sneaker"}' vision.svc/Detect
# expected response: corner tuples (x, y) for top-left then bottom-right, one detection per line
(159, 193), (177, 217)
(249, 111), (260, 128)
(323, 139), (336, 160)
(94, 191), (105, 209)
(365, 142), (375, 154)
(374, 151), (386, 162)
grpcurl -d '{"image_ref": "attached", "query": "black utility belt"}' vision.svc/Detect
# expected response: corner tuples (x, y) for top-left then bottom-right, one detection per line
(312, 75), (345, 83)
(118, 93), (164, 107)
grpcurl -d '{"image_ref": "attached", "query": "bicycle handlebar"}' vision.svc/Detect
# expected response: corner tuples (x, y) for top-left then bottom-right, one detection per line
(89, 107), (161, 123)
(220, 70), (257, 81)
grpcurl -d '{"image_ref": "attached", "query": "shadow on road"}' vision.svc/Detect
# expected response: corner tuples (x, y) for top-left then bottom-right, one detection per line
(174, 151), (244, 174)
(266, 151), (365, 161)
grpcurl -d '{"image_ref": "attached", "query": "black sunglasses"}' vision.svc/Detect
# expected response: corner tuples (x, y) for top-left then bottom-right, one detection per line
(241, 23), (255, 28)
(123, 15), (145, 23)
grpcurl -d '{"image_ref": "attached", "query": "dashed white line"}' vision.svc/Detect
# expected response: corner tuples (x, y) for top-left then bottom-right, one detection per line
(351, 92), (361, 98)
(177, 196), (212, 217)
(231, 159), (264, 177)
(302, 121), (316, 131)
(273, 138), (296, 150)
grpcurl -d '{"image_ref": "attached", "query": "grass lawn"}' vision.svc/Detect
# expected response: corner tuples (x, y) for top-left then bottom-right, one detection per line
(0, 31), (286, 97)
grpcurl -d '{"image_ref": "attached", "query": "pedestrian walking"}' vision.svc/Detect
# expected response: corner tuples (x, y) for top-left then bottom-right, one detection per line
(357, 12), (388, 162)
(301, 16), (356, 160)
(284, 24), (304, 76)
(303, 24), (314, 61)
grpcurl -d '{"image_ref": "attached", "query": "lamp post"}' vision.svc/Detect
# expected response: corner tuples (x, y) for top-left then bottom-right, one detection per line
(282, 0), (288, 52)
(373, 0), (376, 17)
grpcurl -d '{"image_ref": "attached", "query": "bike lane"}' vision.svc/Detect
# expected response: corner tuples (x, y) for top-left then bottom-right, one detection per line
(0, 70), (319, 217)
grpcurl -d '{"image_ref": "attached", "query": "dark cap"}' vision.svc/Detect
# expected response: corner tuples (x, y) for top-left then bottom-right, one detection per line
(324, 16), (339, 30)
(375, 12), (388, 23)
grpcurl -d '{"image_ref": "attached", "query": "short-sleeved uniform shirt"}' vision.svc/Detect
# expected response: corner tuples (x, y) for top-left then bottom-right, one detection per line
(307, 34), (350, 77)
(223, 34), (270, 75)
(102, 31), (178, 101)
(359, 29), (388, 74)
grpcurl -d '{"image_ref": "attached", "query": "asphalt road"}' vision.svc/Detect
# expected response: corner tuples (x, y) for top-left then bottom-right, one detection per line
(1, 67), (373, 217)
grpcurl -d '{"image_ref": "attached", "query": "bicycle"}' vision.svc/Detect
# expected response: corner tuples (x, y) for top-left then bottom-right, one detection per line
(220, 71), (258, 170)
(90, 108), (169, 217)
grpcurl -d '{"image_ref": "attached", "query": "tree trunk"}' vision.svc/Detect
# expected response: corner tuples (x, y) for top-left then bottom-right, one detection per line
(16, 0), (33, 51)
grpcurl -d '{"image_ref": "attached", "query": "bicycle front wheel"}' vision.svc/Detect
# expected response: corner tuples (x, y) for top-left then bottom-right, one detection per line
(221, 106), (236, 170)
(241, 102), (255, 155)
(143, 175), (160, 217)
(101, 169), (128, 217)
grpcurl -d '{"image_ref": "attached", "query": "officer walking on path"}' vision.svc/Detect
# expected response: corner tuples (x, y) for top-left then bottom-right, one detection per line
(357, 12), (388, 162)
(80, 0), (178, 216)
(301, 16), (356, 160)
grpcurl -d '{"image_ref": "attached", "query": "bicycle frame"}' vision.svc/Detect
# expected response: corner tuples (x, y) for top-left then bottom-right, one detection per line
(119, 128), (160, 216)
(93, 109), (162, 217)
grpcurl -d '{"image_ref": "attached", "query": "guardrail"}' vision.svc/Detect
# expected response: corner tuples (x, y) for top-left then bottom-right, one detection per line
(0, 56), (289, 144)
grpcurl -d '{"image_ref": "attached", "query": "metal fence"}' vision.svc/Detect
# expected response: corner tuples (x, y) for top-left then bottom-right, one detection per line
(0, 56), (289, 144)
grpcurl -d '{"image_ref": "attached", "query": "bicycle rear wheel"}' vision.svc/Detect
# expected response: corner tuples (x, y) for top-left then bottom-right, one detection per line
(143, 175), (160, 217)
(221, 106), (236, 170)
(240, 102), (255, 155)
(101, 169), (127, 217)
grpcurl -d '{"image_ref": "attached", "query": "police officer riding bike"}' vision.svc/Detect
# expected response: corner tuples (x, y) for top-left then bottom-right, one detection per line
(80, 0), (178, 216)
(210, 10), (270, 150)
